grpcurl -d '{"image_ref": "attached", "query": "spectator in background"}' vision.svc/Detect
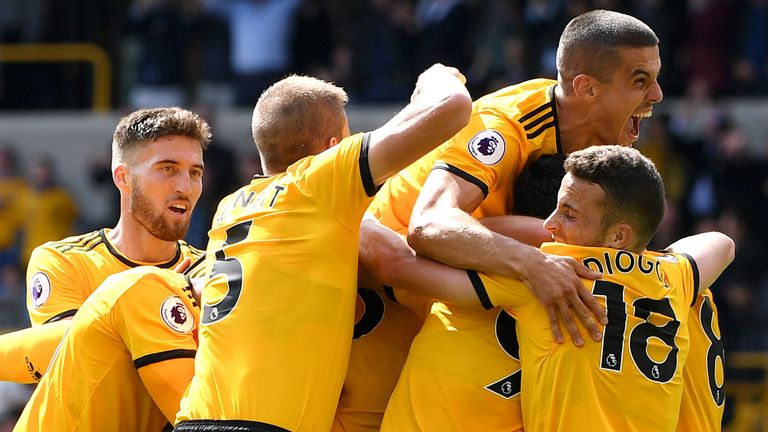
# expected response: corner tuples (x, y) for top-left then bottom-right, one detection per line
(0, 147), (28, 268)
(291, 0), (335, 80)
(20, 157), (78, 265)
(684, 0), (734, 94)
(190, 1), (234, 109)
(412, 0), (472, 77)
(349, 0), (415, 103)
(731, 0), (768, 95)
(125, 0), (197, 108)
(521, 0), (567, 77)
(466, 1), (525, 95)
(208, 0), (301, 107)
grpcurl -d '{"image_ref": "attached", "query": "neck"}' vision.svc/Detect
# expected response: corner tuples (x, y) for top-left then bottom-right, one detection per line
(109, 217), (179, 263)
(554, 86), (603, 155)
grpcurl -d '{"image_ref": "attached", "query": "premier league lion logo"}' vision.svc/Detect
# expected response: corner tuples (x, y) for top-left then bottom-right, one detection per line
(161, 295), (194, 333)
(29, 272), (51, 309)
(468, 130), (505, 165)
(477, 135), (498, 156)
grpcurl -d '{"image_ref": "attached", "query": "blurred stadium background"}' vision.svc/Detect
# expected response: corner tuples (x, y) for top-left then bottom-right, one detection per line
(1, 0), (767, 430)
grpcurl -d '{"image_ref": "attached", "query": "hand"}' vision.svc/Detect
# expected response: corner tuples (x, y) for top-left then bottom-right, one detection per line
(521, 253), (606, 346)
(411, 63), (467, 102)
(173, 257), (192, 273)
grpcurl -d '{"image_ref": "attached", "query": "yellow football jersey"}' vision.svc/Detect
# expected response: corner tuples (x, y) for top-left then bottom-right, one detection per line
(381, 301), (523, 432)
(368, 78), (561, 232)
(371, 79), (561, 432)
(332, 288), (423, 432)
(26, 228), (203, 326)
(176, 133), (379, 431)
(14, 267), (200, 432)
(478, 243), (699, 432)
(677, 289), (725, 431)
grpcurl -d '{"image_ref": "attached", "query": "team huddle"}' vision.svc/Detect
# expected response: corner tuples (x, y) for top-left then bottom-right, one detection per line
(0, 9), (733, 432)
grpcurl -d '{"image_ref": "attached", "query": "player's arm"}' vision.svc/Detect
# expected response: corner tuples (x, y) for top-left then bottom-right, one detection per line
(0, 320), (70, 383)
(360, 218), (491, 307)
(138, 357), (195, 422)
(407, 170), (604, 346)
(366, 64), (472, 186)
(664, 231), (735, 295)
(480, 215), (553, 247)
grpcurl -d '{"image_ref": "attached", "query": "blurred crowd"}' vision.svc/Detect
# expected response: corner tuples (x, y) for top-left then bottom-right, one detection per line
(0, 0), (767, 427)
(1, 0), (768, 109)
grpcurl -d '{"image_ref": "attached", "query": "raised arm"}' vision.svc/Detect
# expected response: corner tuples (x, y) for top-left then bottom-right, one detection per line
(367, 64), (472, 186)
(664, 231), (736, 294)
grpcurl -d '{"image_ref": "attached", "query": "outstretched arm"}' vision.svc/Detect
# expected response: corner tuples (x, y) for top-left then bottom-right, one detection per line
(0, 320), (70, 383)
(665, 231), (735, 294)
(367, 64), (472, 186)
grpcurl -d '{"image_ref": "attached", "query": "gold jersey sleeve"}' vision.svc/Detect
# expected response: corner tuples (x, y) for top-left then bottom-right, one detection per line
(25, 228), (203, 326)
(367, 79), (560, 232)
(14, 267), (199, 432)
(677, 289), (725, 432)
(177, 133), (378, 431)
(476, 243), (699, 432)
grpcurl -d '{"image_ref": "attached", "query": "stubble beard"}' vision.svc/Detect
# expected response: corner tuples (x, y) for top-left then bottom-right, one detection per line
(130, 183), (190, 242)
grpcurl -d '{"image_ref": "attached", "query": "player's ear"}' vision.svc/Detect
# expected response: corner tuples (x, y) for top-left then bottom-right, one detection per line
(607, 222), (634, 250)
(113, 164), (129, 190)
(572, 74), (595, 98)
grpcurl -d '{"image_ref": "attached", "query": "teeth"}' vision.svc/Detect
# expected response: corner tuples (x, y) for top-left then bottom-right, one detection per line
(171, 205), (187, 211)
(632, 111), (652, 118)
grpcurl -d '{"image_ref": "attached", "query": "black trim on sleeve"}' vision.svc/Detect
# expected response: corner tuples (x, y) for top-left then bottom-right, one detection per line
(467, 270), (493, 310)
(383, 285), (398, 303)
(358, 132), (379, 197)
(680, 253), (701, 307)
(134, 349), (196, 369)
(174, 419), (291, 432)
(43, 309), (78, 324)
(433, 163), (490, 197)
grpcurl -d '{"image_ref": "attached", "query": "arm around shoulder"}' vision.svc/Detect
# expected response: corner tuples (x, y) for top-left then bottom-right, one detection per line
(665, 231), (736, 294)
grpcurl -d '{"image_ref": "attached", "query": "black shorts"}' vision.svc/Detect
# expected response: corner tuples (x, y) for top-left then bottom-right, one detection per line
(174, 420), (290, 432)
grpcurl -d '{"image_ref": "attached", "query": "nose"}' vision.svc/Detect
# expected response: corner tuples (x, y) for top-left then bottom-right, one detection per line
(174, 172), (194, 196)
(543, 212), (558, 234)
(648, 80), (663, 104)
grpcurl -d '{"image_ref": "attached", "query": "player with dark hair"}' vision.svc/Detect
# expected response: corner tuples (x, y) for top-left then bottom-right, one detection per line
(0, 107), (209, 384)
(360, 146), (733, 430)
(347, 9), (664, 431)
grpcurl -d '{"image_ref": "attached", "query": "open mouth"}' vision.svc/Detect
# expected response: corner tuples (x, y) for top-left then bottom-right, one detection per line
(169, 204), (188, 215)
(627, 110), (652, 141)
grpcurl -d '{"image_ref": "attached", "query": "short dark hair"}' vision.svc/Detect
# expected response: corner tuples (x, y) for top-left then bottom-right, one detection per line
(112, 107), (211, 167)
(564, 146), (665, 249)
(252, 75), (349, 173)
(557, 10), (659, 93)
(513, 154), (566, 219)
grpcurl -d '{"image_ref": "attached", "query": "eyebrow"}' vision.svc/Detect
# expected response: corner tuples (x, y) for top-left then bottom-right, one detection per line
(154, 159), (205, 170)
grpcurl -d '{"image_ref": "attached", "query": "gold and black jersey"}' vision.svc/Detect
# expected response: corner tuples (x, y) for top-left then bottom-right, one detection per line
(26, 228), (203, 326)
(177, 133), (379, 431)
